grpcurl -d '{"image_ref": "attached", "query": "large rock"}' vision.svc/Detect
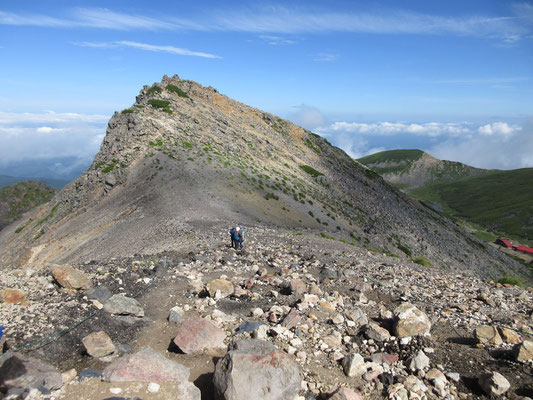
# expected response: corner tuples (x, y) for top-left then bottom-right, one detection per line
(207, 279), (234, 298)
(103, 294), (144, 317)
(0, 354), (63, 392)
(49, 264), (92, 290)
(365, 322), (391, 342)
(173, 317), (226, 354)
(513, 340), (533, 362)
(478, 371), (510, 396)
(213, 339), (301, 400)
(474, 325), (503, 345)
(498, 327), (521, 344)
(329, 387), (363, 400)
(103, 347), (190, 383)
(393, 303), (431, 338)
(82, 331), (116, 358)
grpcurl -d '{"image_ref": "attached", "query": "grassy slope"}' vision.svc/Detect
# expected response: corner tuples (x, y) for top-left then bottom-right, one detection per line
(411, 168), (533, 240)
(0, 175), (70, 190)
(0, 181), (56, 230)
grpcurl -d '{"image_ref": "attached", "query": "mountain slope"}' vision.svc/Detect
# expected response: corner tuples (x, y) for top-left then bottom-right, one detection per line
(0, 181), (57, 231)
(0, 75), (528, 282)
(358, 149), (489, 190)
(0, 175), (70, 190)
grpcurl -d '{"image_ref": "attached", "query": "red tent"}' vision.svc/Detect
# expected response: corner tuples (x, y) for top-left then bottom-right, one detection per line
(496, 238), (514, 248)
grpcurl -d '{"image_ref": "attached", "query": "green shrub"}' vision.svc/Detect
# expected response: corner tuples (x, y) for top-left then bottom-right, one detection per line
(299, 165), (323, 177)
(308, 211), (314, 217)
(148, 99), (172, 114)
(102, 163), (115, 173)
(146, 86), (162, 96)
(265, 192), (279, 200)
(412, 257), (431, 267)
(397, 243), (412, 257)
(166, 84), (189, 98)
(121, 108), (135, 114)
(497, 275), (523, 287)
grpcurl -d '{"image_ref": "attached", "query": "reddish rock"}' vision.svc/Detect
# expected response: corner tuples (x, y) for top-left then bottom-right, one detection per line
(289, 279), (308, 296)
(365, 322), (391, 342)
(0, 289), (28, 304)
(173, 317), (226, 354)
(329, 387), (363, 400)
(281, 308), (302, 329)
(102, 347), (190, 383)
(371, 352), (399, 365)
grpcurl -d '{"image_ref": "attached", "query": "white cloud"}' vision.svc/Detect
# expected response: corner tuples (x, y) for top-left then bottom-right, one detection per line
(322, 121), (471, 137)
(258, 35), (296, 45)
(73, 41), (220, 59)
(478, 122), (521, 137)
(287, 105), (328, 130)
(1, 6), (529, 42)
(313, 53), (338, 62)
(0, 111), (108, 164)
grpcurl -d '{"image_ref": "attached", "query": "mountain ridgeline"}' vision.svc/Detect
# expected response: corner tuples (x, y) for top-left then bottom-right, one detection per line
(0, 75), (528, 281)
(358, 150), (533, 242)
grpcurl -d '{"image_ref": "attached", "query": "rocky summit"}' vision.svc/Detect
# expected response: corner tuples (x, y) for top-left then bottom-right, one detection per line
(0, 76), (532, 400)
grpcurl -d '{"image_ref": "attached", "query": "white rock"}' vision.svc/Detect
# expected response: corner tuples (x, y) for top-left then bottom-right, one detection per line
(147, 382), (160, 393)
(110, 388), (122, 394)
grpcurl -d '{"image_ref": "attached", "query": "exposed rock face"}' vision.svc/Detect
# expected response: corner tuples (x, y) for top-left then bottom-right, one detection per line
(213, 339), (301, 400)
(0, 75), (526, 284)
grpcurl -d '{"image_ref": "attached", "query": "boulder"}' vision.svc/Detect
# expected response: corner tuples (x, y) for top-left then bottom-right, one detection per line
(408, 350), (430, 372)
(365, 322), (391, 342)
(207, 279), (234, 298)
(83, 286), (112, 303)
(103, 295), (144, 317)
(328, 387), (363, 400)
(478, 371), (510, 396)
(0, 289), (28, 304)
(513, 340), (533, 362)
(213, 339), (301, 400)
(82, 331), (116, 358)
(168, 306), (184, 324)
(49, 264), (92, 290)
(498, 327), (521, 344)
(103, 347), (190, 383)
(393, 303), (431, 338)
(0, 354), (63, 392)
(474, 325), (503, 345)
(173, 317), (226, 354)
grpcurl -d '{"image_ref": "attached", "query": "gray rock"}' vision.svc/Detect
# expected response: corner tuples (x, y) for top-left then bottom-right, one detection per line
(408, 350), (430, 372)
(235, 321), (265, 334)
(0, 354), (63, 392)
(104, 295), (144, 317)
(513, 340), (533, 362)
(346, 307), (368, 327)
(168, 306), (183, 324)
(103, 347), (190, 383)
(474, 325), (503, 345)
(84, 286), (113, 302)
(478, 371), (510, 396)
(320, 267), (338, 282)
(213, 339), (301, 400)
(342, 353), (367, 377)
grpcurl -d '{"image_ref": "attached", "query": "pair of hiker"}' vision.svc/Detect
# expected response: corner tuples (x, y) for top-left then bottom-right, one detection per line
(229, 227), (244, 249)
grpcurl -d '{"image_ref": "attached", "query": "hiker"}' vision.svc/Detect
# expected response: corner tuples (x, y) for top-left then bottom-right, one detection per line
(0, 325), (5, 353)
(229, 227), (236, 248)
(235, 226), (244, 249)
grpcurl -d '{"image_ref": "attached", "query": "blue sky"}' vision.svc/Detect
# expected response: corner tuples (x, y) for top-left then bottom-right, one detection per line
(1, 1), (532, 178)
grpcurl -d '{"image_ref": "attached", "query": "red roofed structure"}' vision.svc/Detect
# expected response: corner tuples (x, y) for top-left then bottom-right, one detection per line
(516, 245), (533, 255)
(495, 238), (514, 249)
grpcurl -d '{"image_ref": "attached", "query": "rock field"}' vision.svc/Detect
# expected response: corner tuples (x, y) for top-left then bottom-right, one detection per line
(1, 225), (532, 399)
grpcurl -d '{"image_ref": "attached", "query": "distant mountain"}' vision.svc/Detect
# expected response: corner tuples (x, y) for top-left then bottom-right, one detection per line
(357, 149), (489, 190)
(358, 150), (533, 242)
(0, 181), (57, 231)
(0, 175), (70, 189)
(0, 75), (526, 282)
(0, 156), (89, 183)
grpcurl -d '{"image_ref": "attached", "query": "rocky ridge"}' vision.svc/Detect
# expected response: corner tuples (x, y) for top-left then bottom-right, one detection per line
(0, 75), (528, 282)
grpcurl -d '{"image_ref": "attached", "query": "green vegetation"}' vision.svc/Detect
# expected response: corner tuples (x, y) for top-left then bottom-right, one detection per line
(411, 168), (533, 239)
(102, 163), (115, 173)
(148, 99), (172, 114)
(265, 192), (279, 200)
(412, 257), (431, 267)
(36, 203), (59, 226)
(397, 243), (412, 257)
(473, 231), (497, 242)
(146, 86), (162, 96)
(497, 275), (523, 287)
(300, 165), (324, 177)
(0, 182), (56, 228)
(166, 84), (189, 98)
(121, 108), (135, 114)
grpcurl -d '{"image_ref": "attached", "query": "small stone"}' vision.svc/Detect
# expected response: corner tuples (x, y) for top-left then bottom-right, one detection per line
(513, 340), (533, 362)
(168, 306), (184, 324)
(207, 279), (234, 298)
(409, 350), (430, 372)
(147, 382), (160, 393)
(365, 322), (391, 342)
(61, 368), (77, 384)
(328, 387), (363, 400)
(342, 353), (367, 377)
(446, 372), (460, 382)
(478, 371), (510, 396)
(474, 325), (503, 345)
(371, 352), (398, 365)
(252, 324), (268, 340)
(82, 331), (116, 358)
(282, 308), (302, 329)
(290, 279), (308, 296)
(110, 387), (122, 394)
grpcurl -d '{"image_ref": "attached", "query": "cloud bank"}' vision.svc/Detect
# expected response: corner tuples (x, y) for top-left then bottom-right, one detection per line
(317, 120), (532, 170)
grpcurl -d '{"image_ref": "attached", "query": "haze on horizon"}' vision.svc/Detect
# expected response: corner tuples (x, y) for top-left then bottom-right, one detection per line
(1, 0), (532, 179)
